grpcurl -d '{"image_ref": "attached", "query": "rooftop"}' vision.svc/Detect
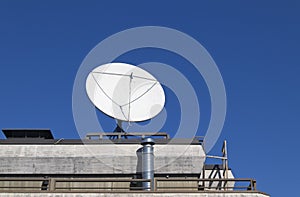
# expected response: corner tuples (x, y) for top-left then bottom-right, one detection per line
(0, 129), (203, 145)
(0, 128), (269, 196)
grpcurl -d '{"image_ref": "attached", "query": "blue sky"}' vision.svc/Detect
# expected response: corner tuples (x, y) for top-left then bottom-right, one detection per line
(0, 1), (299, 196)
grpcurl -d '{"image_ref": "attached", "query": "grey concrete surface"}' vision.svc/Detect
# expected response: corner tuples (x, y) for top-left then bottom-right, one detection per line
(0, 144), (205, 174)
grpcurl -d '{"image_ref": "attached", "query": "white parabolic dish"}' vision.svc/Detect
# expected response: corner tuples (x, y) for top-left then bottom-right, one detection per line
(86, 63), (165, 122)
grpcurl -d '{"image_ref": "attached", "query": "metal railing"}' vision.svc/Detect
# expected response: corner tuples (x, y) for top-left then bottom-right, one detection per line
(0, 177), (257, 192)
(154, 178), (256, 191)
(85, 132), (170, 140)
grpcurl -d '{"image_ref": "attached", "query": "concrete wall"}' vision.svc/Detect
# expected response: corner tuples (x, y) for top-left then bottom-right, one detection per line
(0, 144), (205, 174)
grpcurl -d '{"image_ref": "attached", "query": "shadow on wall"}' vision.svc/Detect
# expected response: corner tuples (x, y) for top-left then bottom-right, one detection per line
(130, 147), (143, 190)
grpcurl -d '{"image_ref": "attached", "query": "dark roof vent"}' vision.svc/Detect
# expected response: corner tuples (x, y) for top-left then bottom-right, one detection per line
(2, 129), (54, 139)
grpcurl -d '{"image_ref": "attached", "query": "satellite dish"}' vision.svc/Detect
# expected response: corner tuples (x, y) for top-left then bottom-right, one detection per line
(86, 63), (165, 123)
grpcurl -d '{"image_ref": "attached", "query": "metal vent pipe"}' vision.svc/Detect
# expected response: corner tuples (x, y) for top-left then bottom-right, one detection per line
(141, 138), (155, 191)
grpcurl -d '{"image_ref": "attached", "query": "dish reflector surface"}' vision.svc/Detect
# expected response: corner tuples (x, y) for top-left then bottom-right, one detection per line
(86, 63), (165, 122)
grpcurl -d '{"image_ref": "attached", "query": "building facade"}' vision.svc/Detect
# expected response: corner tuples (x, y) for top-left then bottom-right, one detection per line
(0, 129), (269, 197)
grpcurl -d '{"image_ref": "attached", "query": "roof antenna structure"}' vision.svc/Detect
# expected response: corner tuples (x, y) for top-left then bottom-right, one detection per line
(86, 62), (165, 139)
(112, 119), (126, 139)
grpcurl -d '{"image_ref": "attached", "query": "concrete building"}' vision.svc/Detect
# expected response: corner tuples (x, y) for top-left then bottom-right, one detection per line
(0, 129), (269, 196)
